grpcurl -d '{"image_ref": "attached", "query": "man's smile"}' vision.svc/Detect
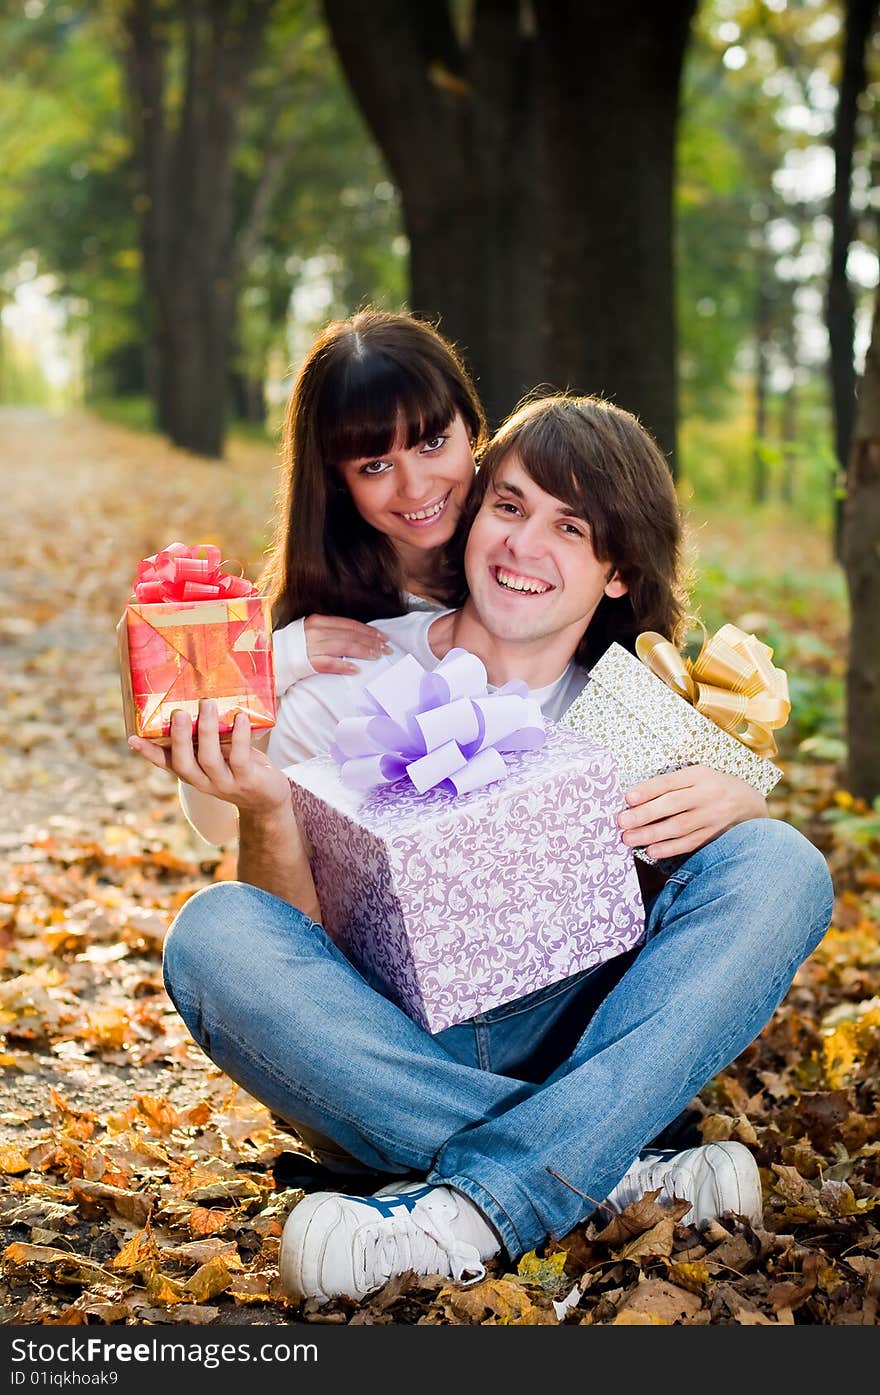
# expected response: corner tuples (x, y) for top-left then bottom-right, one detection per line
(492, 565), (554, 595)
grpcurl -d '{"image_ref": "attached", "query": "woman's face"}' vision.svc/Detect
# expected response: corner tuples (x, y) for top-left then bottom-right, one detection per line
(337, 411), (475, 561)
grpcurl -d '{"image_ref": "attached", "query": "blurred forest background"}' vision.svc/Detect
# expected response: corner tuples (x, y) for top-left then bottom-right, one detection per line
(1, 0), (878, 793)
(1, 0), (880, 1328)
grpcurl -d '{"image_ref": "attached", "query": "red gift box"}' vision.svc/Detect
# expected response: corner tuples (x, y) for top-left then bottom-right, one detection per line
(117, 543), (276, 744)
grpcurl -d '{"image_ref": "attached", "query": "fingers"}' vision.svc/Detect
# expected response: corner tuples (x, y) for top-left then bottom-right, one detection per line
(303, 614), (392, 664)
(128, 702), (276, 809)
(624, 767), (698, 806)
(622, 810), (705, 854)
(127, 735), (175, 773)
(305, 615), (390, 642)
(325, 634), (392, 659)
(190, 702), (234, 790)
(618, 788), (694, 835)
(638, 831), (706, 860)
(310, 656), (361, 676)
(226, 710), (255, 776)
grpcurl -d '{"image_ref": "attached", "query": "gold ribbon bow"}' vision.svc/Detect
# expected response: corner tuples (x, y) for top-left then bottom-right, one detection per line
(634, 624), (791, 758)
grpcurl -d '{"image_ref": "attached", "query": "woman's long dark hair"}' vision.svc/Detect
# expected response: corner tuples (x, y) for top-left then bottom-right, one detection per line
(452, 393), (689, 668)
(261, 308), (486, 627)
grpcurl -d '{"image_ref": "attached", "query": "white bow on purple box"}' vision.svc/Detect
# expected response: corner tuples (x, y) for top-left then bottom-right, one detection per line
(329, 647), (546, 796)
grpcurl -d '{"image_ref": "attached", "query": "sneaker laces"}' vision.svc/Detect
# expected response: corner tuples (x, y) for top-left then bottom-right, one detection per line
(356, 1194), (486, 1289)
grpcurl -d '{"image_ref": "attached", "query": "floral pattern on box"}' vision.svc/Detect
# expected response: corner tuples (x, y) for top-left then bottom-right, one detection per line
(288, 724), (644, 1034)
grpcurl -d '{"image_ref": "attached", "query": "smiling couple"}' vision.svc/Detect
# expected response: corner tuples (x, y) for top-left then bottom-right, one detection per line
(131, 393), (833, 1307)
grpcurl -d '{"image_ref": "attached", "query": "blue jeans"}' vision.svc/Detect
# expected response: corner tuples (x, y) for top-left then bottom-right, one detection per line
(162, 818), (832, 1260)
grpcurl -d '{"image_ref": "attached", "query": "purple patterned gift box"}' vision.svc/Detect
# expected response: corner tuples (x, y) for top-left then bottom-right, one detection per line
(288, 722), (645, 1034)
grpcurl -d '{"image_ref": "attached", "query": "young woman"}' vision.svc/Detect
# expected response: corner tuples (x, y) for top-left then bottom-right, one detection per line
(262, 307), (487, 690)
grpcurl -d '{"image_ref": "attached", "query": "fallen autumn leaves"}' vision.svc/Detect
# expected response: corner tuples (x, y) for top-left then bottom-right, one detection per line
(0, 409), (878, 1326)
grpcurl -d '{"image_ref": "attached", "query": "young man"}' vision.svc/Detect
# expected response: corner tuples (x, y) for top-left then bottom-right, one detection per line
(131, 396), (833, 1305)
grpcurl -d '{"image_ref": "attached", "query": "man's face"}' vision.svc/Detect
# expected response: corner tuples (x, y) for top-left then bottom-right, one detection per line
(463, 454), (627, 650)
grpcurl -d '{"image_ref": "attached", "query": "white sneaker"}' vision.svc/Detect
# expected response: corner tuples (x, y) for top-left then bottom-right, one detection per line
(602, 1142), (763, 1228)
(279, 1181), (502, 1304)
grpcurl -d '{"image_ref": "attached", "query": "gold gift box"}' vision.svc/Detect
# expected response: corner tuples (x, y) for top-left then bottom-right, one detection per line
(562, 642), (783, 798)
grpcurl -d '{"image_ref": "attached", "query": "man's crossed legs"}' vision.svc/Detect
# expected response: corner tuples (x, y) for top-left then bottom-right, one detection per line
(162, 819), (833, 1301)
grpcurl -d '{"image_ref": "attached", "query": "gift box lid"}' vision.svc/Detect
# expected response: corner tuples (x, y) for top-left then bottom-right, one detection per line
(288, 722), (620, 838)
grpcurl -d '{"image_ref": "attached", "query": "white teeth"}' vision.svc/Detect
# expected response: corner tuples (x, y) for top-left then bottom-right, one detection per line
(402, 497), (446, 521)
(495, 567), (550, 595)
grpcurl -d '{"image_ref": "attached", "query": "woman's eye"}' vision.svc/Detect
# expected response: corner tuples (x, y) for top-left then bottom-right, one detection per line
(421, 435), (447, 453)
(359, 459), (392, 475)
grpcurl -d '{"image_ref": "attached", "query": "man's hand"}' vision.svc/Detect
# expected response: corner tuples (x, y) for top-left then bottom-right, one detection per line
(128, 699), (291, 817)
(129, 700), (320, 917)
(618, 766), (768, 861)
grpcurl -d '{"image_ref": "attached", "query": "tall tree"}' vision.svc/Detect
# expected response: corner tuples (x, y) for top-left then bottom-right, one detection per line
(842, 286), (880, 800)
(119, 0), (277, 457)
(322, 0), (696, 457)
(828, 0), (878, 555)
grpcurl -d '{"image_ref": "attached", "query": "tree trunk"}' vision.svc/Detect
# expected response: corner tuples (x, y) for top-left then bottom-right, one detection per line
(322, 0), (695, 450)
(843, 289), (880, 801)
(322, 0), (544, 429)
(753, 242), (772, 505)
(780, 383), (797, 507)
(828, 0), (878, 557)
(534, 0), (696, 464)
(121, 0), (274, 458)
(230, 369), (267, 425)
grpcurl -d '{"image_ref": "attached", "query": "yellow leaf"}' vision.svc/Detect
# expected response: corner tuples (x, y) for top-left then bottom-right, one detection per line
(111, 1225), (158, 1274)
(821, 1006), (880, 1089)
(2, 1242), (117, 1287)
(135, 1094), (182, 1133)
(145, 1268), (190, 1305)
(84, 1006), (130, 1049)
(186, 1255), (240, 1302)
(440, 1277), (557, 1325)
(667, 1260), (712, 1294)
(0, 1145), (31, 1174)
(515, 1249), (569, 1293)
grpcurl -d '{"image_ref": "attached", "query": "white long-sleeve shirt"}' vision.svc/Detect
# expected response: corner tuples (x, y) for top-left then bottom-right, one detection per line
(180, 609), (588, 847)
(272, 593), (443, 694)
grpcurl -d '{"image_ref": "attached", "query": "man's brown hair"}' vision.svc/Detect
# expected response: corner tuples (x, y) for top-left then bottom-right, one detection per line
(454, 393), (688, 668)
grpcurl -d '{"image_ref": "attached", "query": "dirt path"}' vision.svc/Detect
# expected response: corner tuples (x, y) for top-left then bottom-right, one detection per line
(0, 409), (291, 1250)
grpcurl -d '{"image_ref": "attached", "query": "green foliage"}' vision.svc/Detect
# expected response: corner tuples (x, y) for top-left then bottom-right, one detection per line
(87, 394), (155, 434)
(679, 390), (837, 525)
(821, 796), (880, 844)
(676, 0), (867, 456)
(0, 4), (141, 400)
(685, 492), (847, 751)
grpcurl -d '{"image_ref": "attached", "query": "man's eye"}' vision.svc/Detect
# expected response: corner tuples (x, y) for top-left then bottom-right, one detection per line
(421, 434), (447, 453)
(561, 522), (585, 536)
(495, 501), (520, 514)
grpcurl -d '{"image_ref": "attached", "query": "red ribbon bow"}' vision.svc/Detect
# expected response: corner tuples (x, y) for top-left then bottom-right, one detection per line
(132, 542), (256, 604)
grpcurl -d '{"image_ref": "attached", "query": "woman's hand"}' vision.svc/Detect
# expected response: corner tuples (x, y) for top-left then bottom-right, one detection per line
(617, 765), (768, 861)
(303, 614), (392, 675)
(128, 699), (291, 818)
